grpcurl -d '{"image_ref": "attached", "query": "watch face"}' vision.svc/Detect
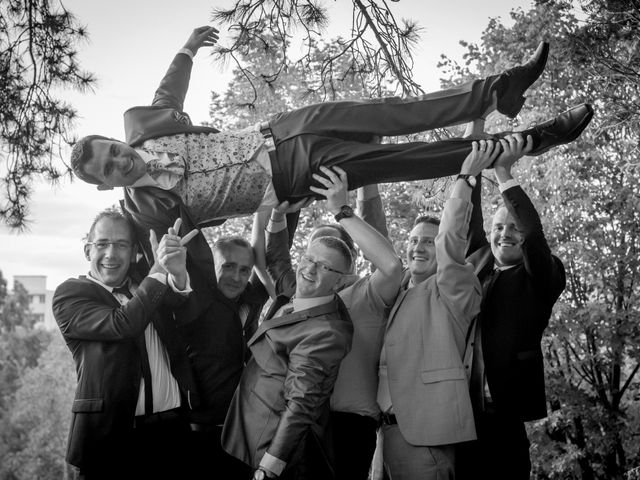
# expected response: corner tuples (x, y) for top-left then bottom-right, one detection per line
(468, 176), (477, 187)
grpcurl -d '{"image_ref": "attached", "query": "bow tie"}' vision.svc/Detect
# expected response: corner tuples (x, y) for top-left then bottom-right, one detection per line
(145, 155), (185, 177)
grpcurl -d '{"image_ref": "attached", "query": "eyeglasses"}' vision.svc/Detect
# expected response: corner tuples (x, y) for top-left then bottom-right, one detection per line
(87, 241), (132, 251)
(299, 254), (345, 275)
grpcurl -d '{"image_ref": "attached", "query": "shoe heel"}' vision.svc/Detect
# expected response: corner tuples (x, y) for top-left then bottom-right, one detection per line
(498, 95), (526, 119)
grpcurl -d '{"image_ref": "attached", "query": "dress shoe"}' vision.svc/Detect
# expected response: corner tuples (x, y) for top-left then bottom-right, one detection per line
(519, 103), (594, 156)
(497, 41), (550, 118)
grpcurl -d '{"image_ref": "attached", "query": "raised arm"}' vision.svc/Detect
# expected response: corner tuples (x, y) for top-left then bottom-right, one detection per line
(493, 134), (566, 296)
(435, 140), (499, 338)
(152, 26), (219, 109)
(310, 166), (403, 304)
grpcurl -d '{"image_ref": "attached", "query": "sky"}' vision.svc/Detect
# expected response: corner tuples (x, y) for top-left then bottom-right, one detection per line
(0, 0), (536, 291)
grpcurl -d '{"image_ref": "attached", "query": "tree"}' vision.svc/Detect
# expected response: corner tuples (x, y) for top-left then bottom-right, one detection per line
(0, 270), (53, 479)
(0, 0), (95, 229)
(0, 333), (74, 480)
(438, 2), (640, 478)
(210, 0), (423, 107)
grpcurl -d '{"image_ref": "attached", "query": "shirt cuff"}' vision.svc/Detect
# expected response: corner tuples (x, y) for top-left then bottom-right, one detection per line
(498, 178), (520, 193)
(167, 273), (192, 295)
(149, 272), (167, 284)
(266, 218), (287, 234)
(177, 48), (194, 60)
(259, 452), (286, 477)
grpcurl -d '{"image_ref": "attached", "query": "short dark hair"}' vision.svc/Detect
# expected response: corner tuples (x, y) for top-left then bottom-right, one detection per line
(413, 215), (441, 228)
(86, 207), (137, 244)
(213, 236), (255, 263)
(70, 135), (113, 185)
(310, 224), (357, 258)
(310, 236), (353, 273)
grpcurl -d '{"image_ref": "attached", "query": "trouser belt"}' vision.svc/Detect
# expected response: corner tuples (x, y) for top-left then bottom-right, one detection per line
(380, 412), (398, 425)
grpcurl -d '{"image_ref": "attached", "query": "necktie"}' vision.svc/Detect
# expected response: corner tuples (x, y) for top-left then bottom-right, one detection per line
(113, 285), (154, 415)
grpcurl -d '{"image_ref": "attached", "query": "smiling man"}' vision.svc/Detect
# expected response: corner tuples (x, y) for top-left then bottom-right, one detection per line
(459, 132), (566, 480)
(222, 235), (354, 480)
(52, 210), (198, 479)
(374, 138), (506, 480)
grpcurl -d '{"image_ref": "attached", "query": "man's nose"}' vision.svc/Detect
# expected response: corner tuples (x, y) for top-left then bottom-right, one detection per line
(104, 244), (118, 256)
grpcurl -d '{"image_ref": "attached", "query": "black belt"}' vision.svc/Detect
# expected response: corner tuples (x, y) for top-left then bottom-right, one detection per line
(134, 407), (184, 428)
(259, 122), (272, 139)
(380, 412), (398, 425)
(189, 423), (224, 433)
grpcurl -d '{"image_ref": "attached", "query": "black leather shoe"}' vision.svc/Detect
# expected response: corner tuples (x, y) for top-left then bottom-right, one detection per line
(497, 41), (550, 118)
(519, 103), (594, 156)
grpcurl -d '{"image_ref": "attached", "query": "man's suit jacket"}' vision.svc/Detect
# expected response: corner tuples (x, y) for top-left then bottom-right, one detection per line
(52, 275), (197, 469)
(464, 180), (566, 421)
(221, 296), (353, 473)
(383, 198), (481, 446)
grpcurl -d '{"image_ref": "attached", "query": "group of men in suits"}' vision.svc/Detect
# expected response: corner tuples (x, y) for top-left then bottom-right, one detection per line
(54, 24), (590, 480)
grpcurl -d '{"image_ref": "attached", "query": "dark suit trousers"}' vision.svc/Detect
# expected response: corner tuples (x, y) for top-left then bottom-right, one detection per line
(456, 406), (531, 480)
(267, 74), (502, 201)
(328, 411), (378, 480)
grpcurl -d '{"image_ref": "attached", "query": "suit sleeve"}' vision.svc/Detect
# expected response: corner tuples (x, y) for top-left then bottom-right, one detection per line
(501, 185), (566, 298)
(466, 174), (489, 258)
(151, 52), (193, 110)
(264, 316), (352, 471)
(435, 198), (482, 338)
(266, 227), (297, 298)
(53, 277), (167, 341)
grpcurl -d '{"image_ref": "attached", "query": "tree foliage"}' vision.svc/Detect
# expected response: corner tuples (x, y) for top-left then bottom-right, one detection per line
(210, 0), (423, 106)
(0, 333), (73, 480)
(0, 0), (95, 229)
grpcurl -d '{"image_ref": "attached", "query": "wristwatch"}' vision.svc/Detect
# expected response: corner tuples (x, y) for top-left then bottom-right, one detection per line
(456, 174), (477, 189)
(334, 205), (354, 222)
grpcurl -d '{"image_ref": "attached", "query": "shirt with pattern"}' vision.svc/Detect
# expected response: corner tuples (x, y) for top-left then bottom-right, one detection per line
(140, 128), (272, 223)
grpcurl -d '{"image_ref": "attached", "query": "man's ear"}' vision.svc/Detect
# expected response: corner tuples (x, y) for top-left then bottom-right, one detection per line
(97, 184), (113, 191)
(83, 244), (91, 261)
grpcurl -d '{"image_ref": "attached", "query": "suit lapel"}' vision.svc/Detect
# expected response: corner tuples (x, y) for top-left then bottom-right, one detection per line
(248, 298), (340, 346)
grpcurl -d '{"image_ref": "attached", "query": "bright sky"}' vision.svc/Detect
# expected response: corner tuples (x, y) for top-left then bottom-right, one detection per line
(0, 0), (535, 291)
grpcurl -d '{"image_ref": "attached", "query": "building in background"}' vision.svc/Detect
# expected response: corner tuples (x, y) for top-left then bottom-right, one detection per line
(13, 275), (55, 330)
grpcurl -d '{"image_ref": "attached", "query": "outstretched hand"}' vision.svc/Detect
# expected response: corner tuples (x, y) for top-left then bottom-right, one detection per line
(310, 166), (349, 214)
(460, 139), (501, 176)
(494, 133), (533, 171)
(149, 218), (198, 288)
(183, 26), (219, 55)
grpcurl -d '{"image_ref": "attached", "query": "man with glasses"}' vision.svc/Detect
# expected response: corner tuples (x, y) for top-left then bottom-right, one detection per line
(221, 223), (356, 479)
(53, 209), (197, 479)
(263, 166), (403, 480)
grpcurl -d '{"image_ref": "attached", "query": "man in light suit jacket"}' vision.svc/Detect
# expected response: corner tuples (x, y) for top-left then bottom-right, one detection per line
(69, 27), (594, 224)
(52, 209), (198, 480)
(376, 139), (500, 479)
(457, 132), (566, 479)
(222, 235), (355, 480)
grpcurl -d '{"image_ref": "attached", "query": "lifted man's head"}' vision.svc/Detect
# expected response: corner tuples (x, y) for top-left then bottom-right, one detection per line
(71, 135), (147, 190)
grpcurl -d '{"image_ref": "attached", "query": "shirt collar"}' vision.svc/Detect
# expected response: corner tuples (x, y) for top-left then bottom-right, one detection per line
(86, 273), (131, 293)
(292, 294), (334, 312)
